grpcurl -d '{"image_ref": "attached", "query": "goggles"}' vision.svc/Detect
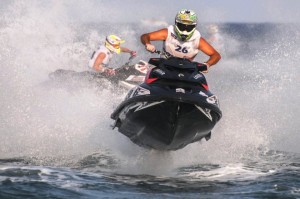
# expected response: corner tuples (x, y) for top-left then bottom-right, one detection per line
(176, 22), (196, 32)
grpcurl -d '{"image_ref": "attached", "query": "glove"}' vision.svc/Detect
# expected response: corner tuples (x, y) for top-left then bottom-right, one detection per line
(104, 68), (116, 76)
(130, 51), (137, 56)
(145, 44), (156, 52)
(99, 66), (115, 76)
(197, 62), (210, 73)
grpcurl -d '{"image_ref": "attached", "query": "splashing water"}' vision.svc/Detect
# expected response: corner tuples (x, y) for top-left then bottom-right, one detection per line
(0, 1), (299, 172)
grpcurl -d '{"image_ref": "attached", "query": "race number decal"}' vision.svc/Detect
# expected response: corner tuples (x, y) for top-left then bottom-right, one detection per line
(175, 45), (188, 54)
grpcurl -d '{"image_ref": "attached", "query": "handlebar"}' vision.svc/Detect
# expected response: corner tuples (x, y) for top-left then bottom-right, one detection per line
(123, 54), (136, 66)
(152, 50), (173, 59)
(153, 50), (162, 54)
(150, 50), (208, 72)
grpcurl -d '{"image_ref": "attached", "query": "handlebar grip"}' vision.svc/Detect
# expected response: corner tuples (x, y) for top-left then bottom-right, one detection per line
(197, 63), (208, 72)
(153, 50), (161, 54)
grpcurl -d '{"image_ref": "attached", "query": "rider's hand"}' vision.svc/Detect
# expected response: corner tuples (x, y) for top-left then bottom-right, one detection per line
(202, 63), (210, 73)
(104, 68), (115, 76)
(145, 44), (156, 52)
(130, 51), (137, 56)
(197, 63), (209, 73)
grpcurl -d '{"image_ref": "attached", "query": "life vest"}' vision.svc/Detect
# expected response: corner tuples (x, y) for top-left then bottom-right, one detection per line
(163, 25), (201, 60)
(88, 45), (114, 68)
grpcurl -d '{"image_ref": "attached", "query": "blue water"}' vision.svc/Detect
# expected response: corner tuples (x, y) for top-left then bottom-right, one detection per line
(1, 1), (299, 198)
(1, 151), (300, 198)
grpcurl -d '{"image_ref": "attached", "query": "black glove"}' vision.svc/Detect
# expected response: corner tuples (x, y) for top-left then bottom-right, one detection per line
(196, 63), (209, 72)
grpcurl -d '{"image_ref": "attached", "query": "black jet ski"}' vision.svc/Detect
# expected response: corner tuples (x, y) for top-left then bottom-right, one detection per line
(48, 56), (148, 90)
(111, 56), (222, 151)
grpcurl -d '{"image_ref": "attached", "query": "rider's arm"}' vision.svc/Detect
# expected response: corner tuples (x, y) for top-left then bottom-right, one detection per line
(141, 29), (168, 52)
(120, 47), (136, 56)
(198, 37), (221, 68)
(93, 52), (107, 72)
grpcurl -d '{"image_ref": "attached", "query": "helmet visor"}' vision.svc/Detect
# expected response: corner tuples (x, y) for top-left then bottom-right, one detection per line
(176, 22), (196, 32)
(110, 43), (120, 49)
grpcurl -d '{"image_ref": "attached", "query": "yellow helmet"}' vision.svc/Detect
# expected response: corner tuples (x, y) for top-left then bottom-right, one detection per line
(105, 35), (125, 54)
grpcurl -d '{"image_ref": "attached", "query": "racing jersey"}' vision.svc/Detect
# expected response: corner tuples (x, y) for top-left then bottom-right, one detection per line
(163, 25), (201, 60)
(89, 45), (113, 68)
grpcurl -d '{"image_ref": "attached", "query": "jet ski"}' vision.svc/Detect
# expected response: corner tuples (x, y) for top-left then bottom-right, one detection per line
(48, 56), (148, 90)
(111, 56), (222, 151)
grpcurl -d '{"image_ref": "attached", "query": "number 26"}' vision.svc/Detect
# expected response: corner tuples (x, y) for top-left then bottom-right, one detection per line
(175, 45), (188, 53)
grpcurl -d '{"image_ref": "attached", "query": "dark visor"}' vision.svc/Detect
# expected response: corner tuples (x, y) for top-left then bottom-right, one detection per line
(176, 22), (196, 32)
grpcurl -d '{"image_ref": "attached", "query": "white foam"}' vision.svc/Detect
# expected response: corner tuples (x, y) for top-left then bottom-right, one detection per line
(181, 163), (274, 182)
(0, 1), (299, 172)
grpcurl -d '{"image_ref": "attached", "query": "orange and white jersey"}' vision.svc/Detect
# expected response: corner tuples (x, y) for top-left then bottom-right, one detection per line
(164, 25), (201, 60)
(88, 45), (113, 68)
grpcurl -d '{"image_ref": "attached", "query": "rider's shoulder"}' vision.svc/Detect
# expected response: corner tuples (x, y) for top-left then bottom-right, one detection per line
(98, 45), (112, 54)
(190, 29), (201, 40)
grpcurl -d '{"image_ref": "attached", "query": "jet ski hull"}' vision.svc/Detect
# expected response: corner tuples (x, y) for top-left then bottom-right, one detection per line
(47, 60), (148, 90)
(111, 83), (222, 150)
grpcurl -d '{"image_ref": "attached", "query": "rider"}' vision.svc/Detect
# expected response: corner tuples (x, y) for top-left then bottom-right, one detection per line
(140, 9), (221, 72)
(89, 34), (136, 75)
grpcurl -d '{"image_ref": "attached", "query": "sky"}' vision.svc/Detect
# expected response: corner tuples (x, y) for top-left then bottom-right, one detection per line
(68, 0), (300, 23)
(1, 0), (300, 23)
